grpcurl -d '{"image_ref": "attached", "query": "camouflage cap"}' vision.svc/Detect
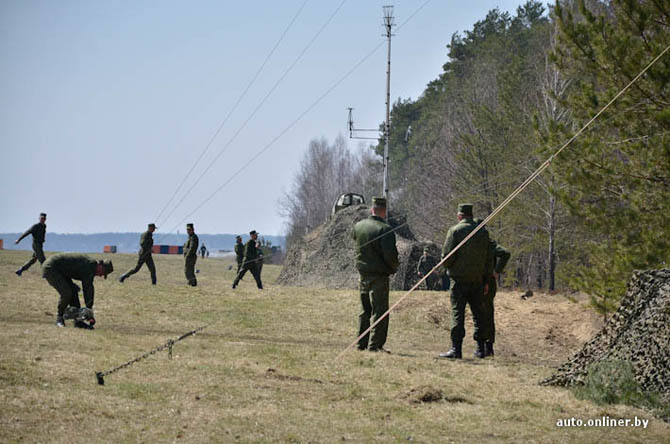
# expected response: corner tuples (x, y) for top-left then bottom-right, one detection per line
(372, 197), (387, 207)
(457, 203), (473, 216)
(186, 223), (194, 229)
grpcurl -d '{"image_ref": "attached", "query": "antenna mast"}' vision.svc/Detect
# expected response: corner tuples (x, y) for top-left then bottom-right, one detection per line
(382, 5), (394, 204)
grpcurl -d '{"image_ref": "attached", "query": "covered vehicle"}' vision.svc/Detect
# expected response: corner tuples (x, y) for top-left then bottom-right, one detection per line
(331, 193), (365, 216)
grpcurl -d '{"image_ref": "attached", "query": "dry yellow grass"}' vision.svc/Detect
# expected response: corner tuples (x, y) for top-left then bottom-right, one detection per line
(1, 249), (667, 443)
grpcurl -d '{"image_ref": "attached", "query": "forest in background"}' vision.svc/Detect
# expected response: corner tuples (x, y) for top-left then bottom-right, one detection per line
(279, 0), (670, 315)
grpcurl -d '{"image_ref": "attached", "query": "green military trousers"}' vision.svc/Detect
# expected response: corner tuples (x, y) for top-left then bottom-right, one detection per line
(450, 280), (487, 344)
(358, 274), (390, 351)
(184, 256), (197, 286)
(233, 263), (263, 289)
(43, 268), (81, 317)
(481, 276), (497, 343)
(123, 255), (157, 284)
(19, 242), (46, 273)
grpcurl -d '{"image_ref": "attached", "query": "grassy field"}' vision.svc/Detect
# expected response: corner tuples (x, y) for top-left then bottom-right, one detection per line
(1, 249), (667, 443)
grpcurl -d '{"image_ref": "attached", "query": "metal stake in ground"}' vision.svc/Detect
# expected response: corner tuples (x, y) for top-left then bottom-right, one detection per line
(95, 325), (208, 385)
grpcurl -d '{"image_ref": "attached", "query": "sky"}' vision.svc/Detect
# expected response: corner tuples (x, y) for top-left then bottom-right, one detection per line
(1, 0), (534, 235)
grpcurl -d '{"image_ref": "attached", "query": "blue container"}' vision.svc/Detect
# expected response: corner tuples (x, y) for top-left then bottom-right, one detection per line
(160, 245), (169, 254)
(178, 246), (184, 255)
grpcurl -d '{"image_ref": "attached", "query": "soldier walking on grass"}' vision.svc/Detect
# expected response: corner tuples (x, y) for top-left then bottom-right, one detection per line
(15, 212), (47, 276)
(42, 253), (113, 328)
(417, 247), (439, 290)
(438, 203), (490, 359)
(482, 237), (511, 357)
(232, 230), (263, 289)
(352, 197), (399, 352)
(119, 223), (157, 285)
(234, 235), (244, 272)
(200, 244), (207, 259)
(184, 223), (199, 286)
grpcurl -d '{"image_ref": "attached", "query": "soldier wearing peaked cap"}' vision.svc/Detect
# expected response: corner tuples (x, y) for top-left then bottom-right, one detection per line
(42, 253), (113, 328)
(234, 235), (244, 273)
(119, 223), (157, 285)
(417, 247), (439, 291)
(439, 203), (490, 359)
(15, 212), (48, 276)
(352, 197), (399, 352)
(232, 230), (263, 289)
(183, 223), (199, 286)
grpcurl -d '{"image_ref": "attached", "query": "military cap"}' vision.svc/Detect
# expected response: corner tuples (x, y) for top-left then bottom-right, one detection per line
(372, 197), (387, 207)
(423, 246), (430, 253)
(457, 203), (473, 216)
(186, 223), (194, 229)
(249, 230), (258, 236)
(236, 235), (242, 240)
(148, 223), (157, 229)
(99, 260), (114, 279)
(40, 212), (47, 217)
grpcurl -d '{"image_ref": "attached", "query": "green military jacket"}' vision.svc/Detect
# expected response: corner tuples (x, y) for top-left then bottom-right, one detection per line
(235, 242), (244, 264)
(417, 254), (437, 274)
(184, 233), (199, 258)
(42, 253), (97, 308)
(18, 222), (46, 245)
(442, 218), (490, 283)
(139, 230), (153, 258)
(352, 215), (399, 276)
(485, 240), (511, 276)
(243, 239), (259, 264)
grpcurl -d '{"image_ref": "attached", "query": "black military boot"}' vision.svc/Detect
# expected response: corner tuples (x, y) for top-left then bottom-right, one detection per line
(474, 341), (487, 358)
(151, 277), (157, 285)
(485, 341), (495, 357)
(119, 274), (127, 283)
(438, 342), (462, 359)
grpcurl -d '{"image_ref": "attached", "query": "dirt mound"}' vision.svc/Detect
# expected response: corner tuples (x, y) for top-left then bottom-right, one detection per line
(277, 204), (441, 290)
(542, 269), (670, 398)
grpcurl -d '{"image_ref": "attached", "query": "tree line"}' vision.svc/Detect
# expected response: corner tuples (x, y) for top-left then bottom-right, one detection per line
(280, 0), (670, 316)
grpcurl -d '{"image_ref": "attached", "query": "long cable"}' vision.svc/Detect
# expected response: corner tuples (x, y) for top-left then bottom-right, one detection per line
(157, 0), (433, 239)
(154, 1), (310, 223)
(157, 0), (349, 229)
(335, 42), (670, 360)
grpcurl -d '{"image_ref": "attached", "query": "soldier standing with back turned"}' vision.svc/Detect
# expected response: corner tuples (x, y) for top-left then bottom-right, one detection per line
(183, 223), (199, 286)
(482, 237), (511, 357)
(352, 197), (399, 352)
(119, 223), (157, 285)
(438, 203), (490, 359)
(15, 212), (48, 276)
(234, 235), (244, 273)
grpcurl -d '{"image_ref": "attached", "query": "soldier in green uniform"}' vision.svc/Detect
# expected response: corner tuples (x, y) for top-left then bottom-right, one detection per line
(183, 223), (199, 286)
(42, 253), (113, 328)
(482, 237), (511, 357)
(352, 197), (399, 352)
(439, 203), (490, 359)
(119, 223), (157, 284)
(234, 235), (244, 272)
(417, 247), (439, 290)
(200, 244), (207, 259)
(15, 212), (48, 276)
(232, 230), (263, 289)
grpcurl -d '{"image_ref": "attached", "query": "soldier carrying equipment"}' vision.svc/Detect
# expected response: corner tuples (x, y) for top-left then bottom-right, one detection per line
(352, 197), (399, 352)
(42, 253), (113, 328)
(119, 223), (157, 285)
(15, 212), (47, 276)
(232, 230), (263, 289)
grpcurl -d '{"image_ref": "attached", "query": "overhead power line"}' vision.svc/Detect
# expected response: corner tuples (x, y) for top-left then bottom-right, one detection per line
(158, 0), (434, 238)
(153, 0), (310, 224)
(157, 0), (349, 229)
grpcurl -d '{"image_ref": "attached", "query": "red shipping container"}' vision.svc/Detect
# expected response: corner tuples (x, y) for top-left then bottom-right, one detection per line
(168, 245), (179, 254)
(0, 239), (3, 250)
(152, 245), (160, 254)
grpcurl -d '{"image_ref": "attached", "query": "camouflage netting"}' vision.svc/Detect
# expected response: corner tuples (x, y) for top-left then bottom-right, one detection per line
(277, 204), (441, 290)
(542, 269), (670, 400)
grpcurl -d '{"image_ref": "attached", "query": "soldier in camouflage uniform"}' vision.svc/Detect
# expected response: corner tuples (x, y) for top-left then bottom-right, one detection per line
(417, 247), (439, 290)
(15, 212), (48, 276)
(234, 235), (244, 272)
(439, 204), (490, 359)
(352, 197), (399, 352)
(232, 230), (263, 289)
(119, 223), (157, 284)
(183, 223), (199, 286)
(42, 253), (113, 328)
(482, 237), (511, 357)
